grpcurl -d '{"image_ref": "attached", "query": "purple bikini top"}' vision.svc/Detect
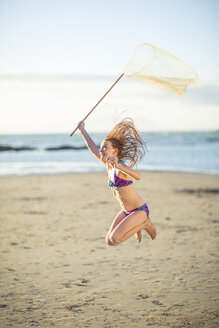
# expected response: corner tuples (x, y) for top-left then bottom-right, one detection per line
(108, 169), (133, 189)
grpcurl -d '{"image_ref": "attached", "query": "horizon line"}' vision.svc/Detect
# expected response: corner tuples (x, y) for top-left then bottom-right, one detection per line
(0, 72), (218, 86)
(0, 129), (218, 136)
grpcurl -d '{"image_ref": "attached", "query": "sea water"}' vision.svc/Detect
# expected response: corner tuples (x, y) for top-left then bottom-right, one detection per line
(0, 131), (218, 176)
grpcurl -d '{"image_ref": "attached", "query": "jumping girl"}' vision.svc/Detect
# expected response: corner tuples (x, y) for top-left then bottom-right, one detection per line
(77, 118), (156, 246)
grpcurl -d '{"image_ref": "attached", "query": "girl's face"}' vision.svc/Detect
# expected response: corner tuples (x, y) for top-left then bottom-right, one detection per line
(99, 140), (118, 162)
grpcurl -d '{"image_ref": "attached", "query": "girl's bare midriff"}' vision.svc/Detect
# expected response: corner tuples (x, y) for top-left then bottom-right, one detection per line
(108, 168), (145, 211)
(113, 184), (145, 212)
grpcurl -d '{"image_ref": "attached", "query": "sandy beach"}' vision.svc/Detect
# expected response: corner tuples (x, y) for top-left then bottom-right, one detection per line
(0, 171), (218, 327)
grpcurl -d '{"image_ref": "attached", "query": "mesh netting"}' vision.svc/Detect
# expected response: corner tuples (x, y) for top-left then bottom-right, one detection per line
(124, 43), (201, 95)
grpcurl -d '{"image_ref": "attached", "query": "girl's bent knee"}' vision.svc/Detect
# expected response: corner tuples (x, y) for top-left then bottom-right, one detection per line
(107, 240), (116, 246)
(109, 233), (121, 245)
(105, 235), (116, 246)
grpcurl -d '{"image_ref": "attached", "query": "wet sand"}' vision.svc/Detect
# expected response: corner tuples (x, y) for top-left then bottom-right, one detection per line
(0, 172), (218, 327)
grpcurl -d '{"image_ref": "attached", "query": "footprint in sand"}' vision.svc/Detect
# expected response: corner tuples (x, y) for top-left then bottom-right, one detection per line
(62, 282), (72, 288)
(66, 297), (95, 313)
(137, 294), (150, 300)
(62, 278), (89, 288)
(6, 268), (16, 272)
(10, 242), (18, 246)
(176, 229), (187, 233)
(74, 278), (89, 287)
(152, 300), (164, 306)
(66, 304), (83, 313)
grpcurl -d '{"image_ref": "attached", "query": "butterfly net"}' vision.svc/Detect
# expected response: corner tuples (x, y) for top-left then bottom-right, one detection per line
(123, 43), (201, 95)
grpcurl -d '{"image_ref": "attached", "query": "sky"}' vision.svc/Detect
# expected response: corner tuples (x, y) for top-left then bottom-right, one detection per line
(0, 0), (218, 133)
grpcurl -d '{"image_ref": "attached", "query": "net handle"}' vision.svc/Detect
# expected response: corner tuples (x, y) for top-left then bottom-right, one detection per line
(70, 73), (124, 136)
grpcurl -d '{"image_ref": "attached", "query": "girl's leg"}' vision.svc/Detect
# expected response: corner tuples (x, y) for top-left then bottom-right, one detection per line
(135, 230), (142, 242)
(109, 211), (156, 245)
(105, 210), (127, 246)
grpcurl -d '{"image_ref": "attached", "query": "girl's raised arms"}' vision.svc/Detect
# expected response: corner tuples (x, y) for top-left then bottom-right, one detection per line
(77, 121), (105, 165)
(77, 121), (141, 180)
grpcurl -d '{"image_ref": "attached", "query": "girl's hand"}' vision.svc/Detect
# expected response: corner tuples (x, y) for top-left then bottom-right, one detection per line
(106, 156), (118, 169)
(77, 120), (85, 131)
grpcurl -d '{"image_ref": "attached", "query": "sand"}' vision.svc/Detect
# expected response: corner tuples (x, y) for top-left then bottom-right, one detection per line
(0, 171), (218, 328)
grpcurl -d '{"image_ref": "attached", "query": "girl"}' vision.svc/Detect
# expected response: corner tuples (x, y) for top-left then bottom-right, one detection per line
(77, 118), (156, 246)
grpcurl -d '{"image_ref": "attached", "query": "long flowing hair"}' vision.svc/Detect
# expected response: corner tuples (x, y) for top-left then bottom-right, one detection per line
(105, 118), (146, 167)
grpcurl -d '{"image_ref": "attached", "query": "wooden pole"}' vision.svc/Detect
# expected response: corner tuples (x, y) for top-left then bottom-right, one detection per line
(70, 73), (124, 136)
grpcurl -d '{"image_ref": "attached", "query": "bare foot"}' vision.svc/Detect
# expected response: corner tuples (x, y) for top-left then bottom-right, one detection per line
(135, 230), (142, 242)
(144, 217), (157, 240)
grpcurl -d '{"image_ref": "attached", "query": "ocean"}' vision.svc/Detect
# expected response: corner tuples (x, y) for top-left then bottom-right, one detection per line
(0, 131), (218, 176)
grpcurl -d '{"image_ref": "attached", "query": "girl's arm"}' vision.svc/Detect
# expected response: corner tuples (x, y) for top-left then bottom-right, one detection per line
(77, 121), (104, 164)
(107, 157), (141, 180)
(116, 162), (141, 180)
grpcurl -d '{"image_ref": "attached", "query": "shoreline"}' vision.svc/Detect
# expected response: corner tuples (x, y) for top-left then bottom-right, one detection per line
(0, 169), (218, 179)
